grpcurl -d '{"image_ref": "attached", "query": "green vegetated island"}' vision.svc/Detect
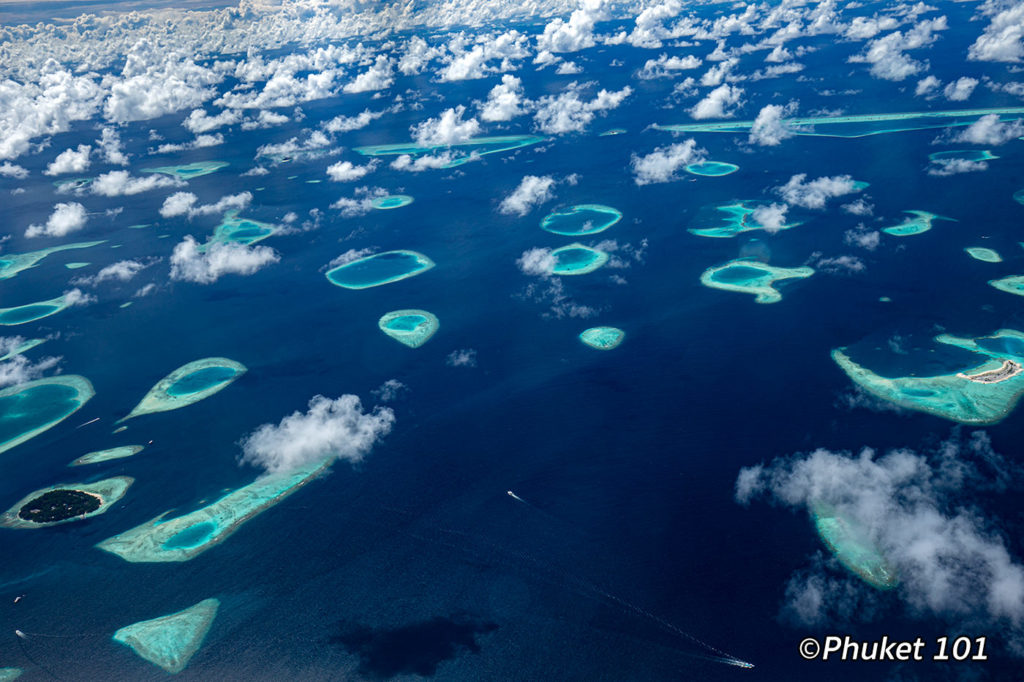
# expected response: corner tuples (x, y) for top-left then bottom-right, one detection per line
(0, 477), (133, 529)
(881, 210), (954, 237)
(119, 358), (246, 423)
(654, 107), (1024, 138)
(326, 250), (435, 289)
(541, 204), (622, 236)
(113, 598), (220, 674)
(0, 241), (105, 281)
(97, 456), (331, 562)
(354, 135), (546, 168)
(0, 375), (94, 455)
(811, 502), (897, 590)
(701, 259), (814, 303)
(378, 310), (439, 348)
(689, 201), (801, 238)
(579, 326), (625, 350)
(70, 445), (145, 467)
(833, 328), (1024, 424)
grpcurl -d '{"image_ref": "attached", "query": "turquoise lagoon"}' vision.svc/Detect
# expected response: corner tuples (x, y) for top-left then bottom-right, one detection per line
(881, 210), (953, 237)
(541, 204), (622, 236)
(579, 326), (625, 350)
(811, 502), (897, 590)
(0, 376), (94, 455)
(378, 310), (439, 348)
(0, 241), (104, 281)
(354, 135), (546, 168)
(371, 195), (414, 210)
(700, 260), (814, 304)
(550, 244), (609, 275)
(113, 598), (220, 674)
(120, 358), (246, 422)
(326, 250), (435, 289)
(689, 202), (801, 238)
(142, 161), (228, 179)
(685, 161), (739, 177)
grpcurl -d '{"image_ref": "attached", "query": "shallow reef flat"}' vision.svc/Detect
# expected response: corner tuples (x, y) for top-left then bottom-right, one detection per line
(141, 161), (228, 179)
(881, 210), (953, 237)
(689, 201), (801, 238)
(832, 331), (1024, 424)
(550, 243), (609, 275)
(965, 247), (1002, 263)
(684, 161), (739, 176)
(202, 210), (280, 250)
(378, 310), (439, 348)
(579, 326), (625, 350)
(0, 338), (46, 362)
(0, 241), (105, 281)
(371, 195), (414, 210)
(97, 458), (330, 562)
(541, 204), (622, 236)
(353, 135), (546, 168)
(1, 476), (133, 529)
(326, 250), (435, 289)
(0, 293), (79, 326)
(0, 668), (21, 681)
(700, 259), (814, 303)
(70, 445), (145, 467)
(0, 375), (95, 455)
(113, 598), (220, 674)
(990, 275), (1024, 296)
(119, 358), (246, 422)
(811, 502), (897, 590)
(928, 149), (997, 162)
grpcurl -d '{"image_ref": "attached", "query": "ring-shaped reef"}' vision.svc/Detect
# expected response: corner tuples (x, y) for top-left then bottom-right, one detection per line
(966, 247), (1002, 263)
(0, 338), (46, 362)
(881, 210), (954, 237)
(541, 204), (622, 236)
(689, 201), (802, 238)
(0, 376), (94, 455)
(326, 250), (435, 289)
(113, 598), (220, 674)
(119, 358), (246, 423)
(378, 310), (439, 348)
(97, 457), (330, 562)
(550, 243), (609, 275)
(811, 502), (897, 590)
(700, 259), (814, 304)
(685, 161), (739, 177)
(70, 445), (145, 467)
(200, 210), (281, 251)
(0, 293), (83, 326)
(832, 329), (1024, 424)
(0, 241), (105, 281)
(371, 195), (414, 210)
(1, 477), (132, 529)
(141, 161), (228, 179)
(353, 135), (547, 168)
(579, 326), (625, 350)
(928, 149), (997, 162)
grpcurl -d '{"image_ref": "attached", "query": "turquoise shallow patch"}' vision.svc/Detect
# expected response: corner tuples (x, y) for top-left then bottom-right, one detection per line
(965, 247), (1001, 263)
(113, 598), (220, 674)
(70, 445), (144, 467)
(120, 358), (246, 422)
(326, 250), (435, 289)
(689, 201), (801, 238)
(0, 241), (105, 281)
(371, 195), (414, 210)
(541, 204), (622, 236)
(142, 161), (228, 179)
(378, 309), (439, 348)
(550, 243), (609, 275)
(881, 210), (953, 237)
(928, 149), (997, 162)
(579, 326), (625, 350)
(354, 135), (546, 168)
(684, 161), (739, 177)
(0, 376), (94, 455)
(700, 259), (814, 304)
(812, 502), (897, 590)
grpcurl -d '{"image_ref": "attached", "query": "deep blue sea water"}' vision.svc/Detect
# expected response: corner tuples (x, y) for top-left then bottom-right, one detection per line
(2, 6), (1024, 680)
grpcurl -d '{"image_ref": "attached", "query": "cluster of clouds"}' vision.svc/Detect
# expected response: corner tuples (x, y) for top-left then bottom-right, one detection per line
(0, 337), (60, 389)
(498, 174), (578, 216)
(169, 237), (279, 284)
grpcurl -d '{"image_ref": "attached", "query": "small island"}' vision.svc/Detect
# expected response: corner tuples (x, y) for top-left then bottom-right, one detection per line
(0, 337), (46, 362)
(700, 259), (814, 303)
(684, 161), (739, 177)
(579, 326), (625, 350)
(0, 375), (95, 455)
(0, 292), (81, 326)
(811, 502), (897, 590)
(113, 598), (220, 674)
(689, 201), (801, 238)
(965, 247), (1002, 263)
(1, 477), (133, 529)
(550, 243), (609, 275)
(881, 210), (953, 237)
(119, 358), (246, 422)
(928, 149), (997, 162)
(141, 161), (229, 179)
(541, 204), (622, 236)
(70, 445), (145, 467)
(378, 310), (439, 348)
(371, 195), (414, 210)
(0, 241), (105, 281)
(326, 250), (435, 289)
(990, 275), (1024, 297)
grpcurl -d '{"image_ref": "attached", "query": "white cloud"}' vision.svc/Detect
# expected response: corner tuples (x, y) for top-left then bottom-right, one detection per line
(0, 354), (60, 389)
(0, 163), (29, 179)
(411, 105), (481, 146)
(751, 203), (789, 233)
(344, 55), (394, 93)
(499, 175), (557, 216)
(555, 61), (583, 75)
(446, 349), (478, 367)
(372, 379), (407, 402)
(776, 174), (864, 209)
(843, 225), (881, 250)
(841, 199), (874, 216)
(748, 103), (795, 146)
(326, 160), (377, 182)
(182, 107), (242, 133)
(389, 152), (456, 172)
(44, 144), (91, 176)
(637, 53), (702, 79)
(516, 247), (557, 276)
(944, 77), (979, 101)
(104, 54), (222, 123)
(811, 254), (866, 273)
(322, 109), (385, 133)
(479, 75), (526, 122)
(928, 158), (989, 176)
(240, 110), (290, 131)
(97, 127), (128, 165)
(914, 75), (941, 96)
(73, 259), (149, 286)
(533, 83), (632, 134)
(689, 84), (744, 120)
(536, 0), (607, 53)
(90, 170), (184, 196)
(169, 236), (279, 284)
(155, 132), (224, 154)
(848, 16), (948, 81)
(630, 140), (703, 185)
(330, 187), (388, 216)
(952, 114), (1024, 145)
(160, 191), (252, 219)
(240, 394), (394, 474)
(25, 202), (87, 238)
(735, 432), (1024, 646)
(968, 1), (1024, 63)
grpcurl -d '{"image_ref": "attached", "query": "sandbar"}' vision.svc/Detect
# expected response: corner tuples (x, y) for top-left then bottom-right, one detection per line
(70, 445), (145, 467)
(113, 598), (219, 674)
(141, 161), (228, 179)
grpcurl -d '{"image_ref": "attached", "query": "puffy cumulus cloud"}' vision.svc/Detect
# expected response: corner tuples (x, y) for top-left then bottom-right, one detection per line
(90, 170), (184, 197)
(518, 276), (599, 318)
(103, 50), (223, 123)
(499, 175), (557, 216)
(533, 83), (632, 134)
(389, 152), (457, 172)
(841, 199), (874, 217)
(328, 248), (375, 268)
(240, 394), (394, 474)
(322, 108), (386, 133)
(326, 160), (378, 182)
(43, 144), (91, 176)
(735, 432), (1024, 644)
(848, 16), (948, 81)
(776, 174), (864, 209)
(914, 74), (941, 96)
(72, 259), (150, 286)
(372, 379), (408, 402)
(810, 254), (866, 274)
(257, 130), (335, 162)
(928, 158), (989, 176)
(556, 61), (583, 75)
(536, 0), (607, 53)
(25, 202), (87, 238)
(952, 114), (1024, 145)
(182, 107), (242, 133)
(478, 75), (526, 122)
(439, 30), (531, 82)
(61, 288), (96, 307)
(0, 162), (29, 179)
(169, 236), (279, 284)
(944, 77), (979, 101)
(330, 187), (388, 216)
(637, 53), (702, 79)
(240, 110), (290, 131)
(0, 353), (61, 389)
(97, 127), (128, 165)
(748, 103), (796, 146)
(968, 0), (1024, 63)
(412, 105), (481, 146)
(750, 203), (790, 233)
(630, 139), (703, 185)
(689, 84), (744, 120)
(516, 247), (558, 276)
(446, 349), (478, 367)
(159, 191), (252, 219)
(399, 36), (446, 76)
(344, 55), (394, 94)
(154, 133), (225, 154)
